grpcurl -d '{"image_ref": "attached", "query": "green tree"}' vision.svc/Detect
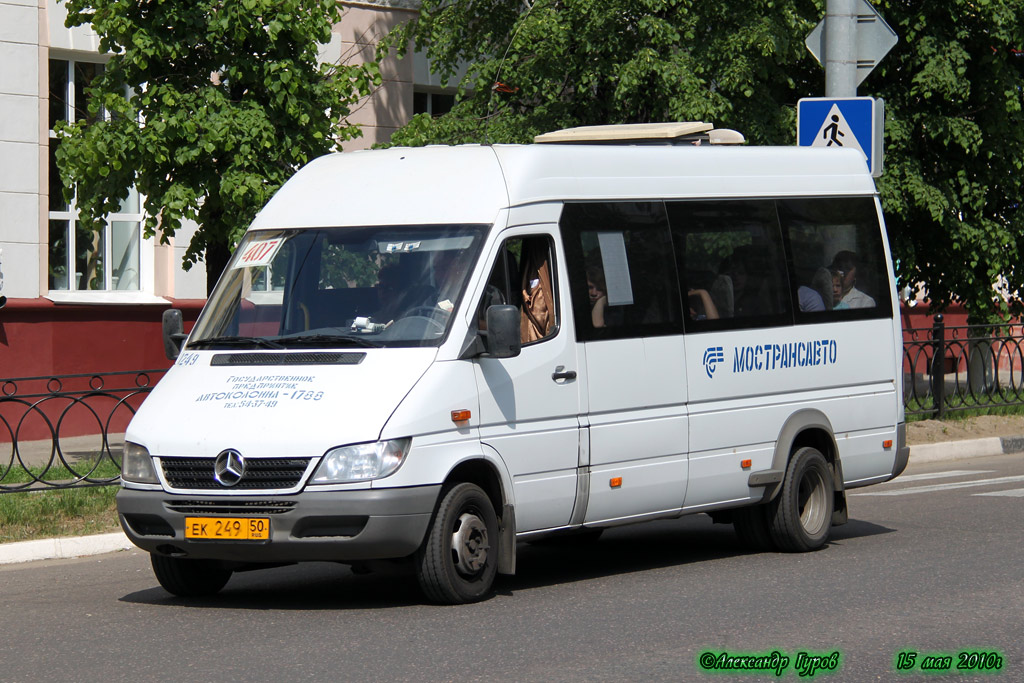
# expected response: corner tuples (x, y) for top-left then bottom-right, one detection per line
(387, 0), (1024, 323)
(872, 2), (1023, 324)
(55, 0), (380, 293)
(386, 0), (816, 146)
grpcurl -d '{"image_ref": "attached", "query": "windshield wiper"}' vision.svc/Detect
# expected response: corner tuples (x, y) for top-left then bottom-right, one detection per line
(188, 336), (285, 350)
(277, 334), (382, 349)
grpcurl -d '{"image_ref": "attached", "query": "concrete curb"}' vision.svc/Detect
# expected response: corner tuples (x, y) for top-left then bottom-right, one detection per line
(908, 434), (1024, 464)
(0, 531), (132, 566)
(2, 435), (1023, 566)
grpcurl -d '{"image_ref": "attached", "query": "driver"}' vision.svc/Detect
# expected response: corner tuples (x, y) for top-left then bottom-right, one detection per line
(431, 249), (470, 313)
(373, 262), (415, 326)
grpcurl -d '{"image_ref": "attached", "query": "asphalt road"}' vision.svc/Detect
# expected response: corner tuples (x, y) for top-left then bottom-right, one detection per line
(2, 454), (1021, 682)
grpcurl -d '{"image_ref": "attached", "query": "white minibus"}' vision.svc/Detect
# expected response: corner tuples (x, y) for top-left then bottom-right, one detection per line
(119, 123), (909, 604)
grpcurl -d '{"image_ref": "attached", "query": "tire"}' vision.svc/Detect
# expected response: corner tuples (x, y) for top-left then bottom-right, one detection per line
(768, 447), (834, 552)
(150, 554), (233, 597)
(416, 482), (499, 604)
(733, 504), (776, 551)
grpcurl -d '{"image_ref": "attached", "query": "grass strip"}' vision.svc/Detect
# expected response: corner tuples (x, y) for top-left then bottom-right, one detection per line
(0, 459), (121, 543)
(0, 486), (120, 543)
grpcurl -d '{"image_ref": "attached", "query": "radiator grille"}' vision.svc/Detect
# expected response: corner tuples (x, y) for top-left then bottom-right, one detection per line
(164, 499), (297, 515)
(160, 457), (311, 490)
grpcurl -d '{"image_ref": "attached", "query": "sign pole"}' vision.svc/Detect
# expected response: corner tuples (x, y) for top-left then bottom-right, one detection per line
(825, 0), (858, 97)
(804, 0), (897, 176)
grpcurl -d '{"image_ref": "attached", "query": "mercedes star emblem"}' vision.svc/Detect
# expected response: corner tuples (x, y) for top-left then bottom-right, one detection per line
(213, 449), (246, 487)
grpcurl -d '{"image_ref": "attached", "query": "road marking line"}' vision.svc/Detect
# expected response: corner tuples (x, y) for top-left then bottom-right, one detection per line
(852, 474), (1024, 496)
(974, 488), (1024, 498)
(887, 470), (992, 483)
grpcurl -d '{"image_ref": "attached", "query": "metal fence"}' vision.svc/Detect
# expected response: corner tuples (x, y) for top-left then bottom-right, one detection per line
(1, 320), (1023, 493)
(903, 315), (1024, 418)
(0, 370), (164, 493)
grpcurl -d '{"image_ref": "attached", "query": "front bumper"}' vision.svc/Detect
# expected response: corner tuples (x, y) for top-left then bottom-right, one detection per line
(117, 485), (440, 563)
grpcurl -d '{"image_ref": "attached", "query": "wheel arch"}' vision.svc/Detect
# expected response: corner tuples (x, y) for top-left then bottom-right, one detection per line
(444, 458), (505, 514)
(767, 409), (843, 503)
(441, 449), (517, 575)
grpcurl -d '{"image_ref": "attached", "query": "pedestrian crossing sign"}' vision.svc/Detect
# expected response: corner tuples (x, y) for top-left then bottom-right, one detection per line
(797, 96), (884, 177)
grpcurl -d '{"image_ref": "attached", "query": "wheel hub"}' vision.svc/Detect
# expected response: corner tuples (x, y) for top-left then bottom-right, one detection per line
(797, 468), (828, 535)
(451, 512), (489, 577)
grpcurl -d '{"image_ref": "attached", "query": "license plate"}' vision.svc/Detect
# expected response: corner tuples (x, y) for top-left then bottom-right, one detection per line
(184, 517), (270, 541)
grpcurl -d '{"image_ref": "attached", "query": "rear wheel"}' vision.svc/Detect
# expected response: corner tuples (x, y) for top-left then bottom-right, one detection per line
(150, 554), (232, 597)
(768, 447), (834, 552)
(416, 483), (499, 604)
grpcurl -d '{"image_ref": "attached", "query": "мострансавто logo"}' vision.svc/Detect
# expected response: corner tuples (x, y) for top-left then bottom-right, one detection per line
(702, 346), (725, 378)
(704, 340), (838, 379)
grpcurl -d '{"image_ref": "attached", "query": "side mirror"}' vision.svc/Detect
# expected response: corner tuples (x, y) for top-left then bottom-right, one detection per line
(485, 305), (521, 359)
(162, 308), (187, 360)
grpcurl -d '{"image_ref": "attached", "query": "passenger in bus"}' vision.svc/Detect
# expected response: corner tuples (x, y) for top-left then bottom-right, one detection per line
(431, 248), (471, 312)
(520, 240), (555, 342)
(725, 247), (772, 316)
(798, 285), (826, 312)
(374, 263), (403, 323)
(831, 270), (843, 307)
(709, 272), (734, 317)
(811, 266), (834, 310)
(587, 264), (611, 328)
(798, 268), (833, 312)
(586, 262), (628, 329)
(374, 262), (429, 324)
(830, 250), (875, 309)
(688, 289), (720, 320)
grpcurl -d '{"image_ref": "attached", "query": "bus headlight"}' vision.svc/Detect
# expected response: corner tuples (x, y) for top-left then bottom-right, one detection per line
(122, 442), (159, 484)
(312, 438), (411, 483)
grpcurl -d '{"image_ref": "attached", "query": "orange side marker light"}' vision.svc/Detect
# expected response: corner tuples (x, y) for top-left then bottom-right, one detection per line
(740, 459), (752, 469)
(610, 477), (622, 489)
(451, 409), (472, 423)
(883, 439), (893, 449)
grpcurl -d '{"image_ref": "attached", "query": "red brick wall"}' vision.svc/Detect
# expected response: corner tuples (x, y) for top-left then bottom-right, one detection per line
(0, 298), (204, 441)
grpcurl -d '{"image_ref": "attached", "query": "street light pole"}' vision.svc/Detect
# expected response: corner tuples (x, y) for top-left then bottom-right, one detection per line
(825, 0), (858, 97)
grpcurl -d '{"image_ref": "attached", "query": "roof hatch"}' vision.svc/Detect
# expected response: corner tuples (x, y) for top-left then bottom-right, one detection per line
(533, 122), (745, 146)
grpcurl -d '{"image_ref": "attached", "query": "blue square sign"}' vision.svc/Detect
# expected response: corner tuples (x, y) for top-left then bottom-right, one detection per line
(798, 97), (884, 177)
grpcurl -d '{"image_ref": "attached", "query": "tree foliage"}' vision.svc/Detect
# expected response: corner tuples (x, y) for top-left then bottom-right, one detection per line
(874, 2), (1023, 323)
(387, 0), (1024, 322)
(55, 0), (380, 293)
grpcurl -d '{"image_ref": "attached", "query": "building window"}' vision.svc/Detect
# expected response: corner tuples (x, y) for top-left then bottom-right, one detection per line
(48, 57), (143, 292)
(413, 90), (455, 117)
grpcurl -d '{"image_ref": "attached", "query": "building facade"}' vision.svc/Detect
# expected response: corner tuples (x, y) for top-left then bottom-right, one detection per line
(0, 0), (446, 380)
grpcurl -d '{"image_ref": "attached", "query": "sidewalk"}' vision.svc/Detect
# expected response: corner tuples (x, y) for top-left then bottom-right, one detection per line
(2, 432), (1023, 566)
(11, 433), (124, 469)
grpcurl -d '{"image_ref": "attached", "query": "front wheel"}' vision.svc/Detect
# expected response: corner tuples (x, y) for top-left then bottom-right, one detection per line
(150, 554), (233, 597)
(416, 483), (499, 604)
(768, 447), (834, 552)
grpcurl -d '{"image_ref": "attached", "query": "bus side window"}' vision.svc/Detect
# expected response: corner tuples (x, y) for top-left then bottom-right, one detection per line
(476, 236), (558, 345)
(778, 197), (892, 321)
(476, 243), (516, 330)
(668, 200), (790, 331)
(560, 202), (682, 342)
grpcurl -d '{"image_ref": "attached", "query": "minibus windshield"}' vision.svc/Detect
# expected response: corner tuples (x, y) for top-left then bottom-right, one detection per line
(189, 225), (487, 349)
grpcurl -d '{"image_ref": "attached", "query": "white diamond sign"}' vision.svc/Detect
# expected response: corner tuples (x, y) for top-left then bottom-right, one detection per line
(805, 0), (898, 86)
